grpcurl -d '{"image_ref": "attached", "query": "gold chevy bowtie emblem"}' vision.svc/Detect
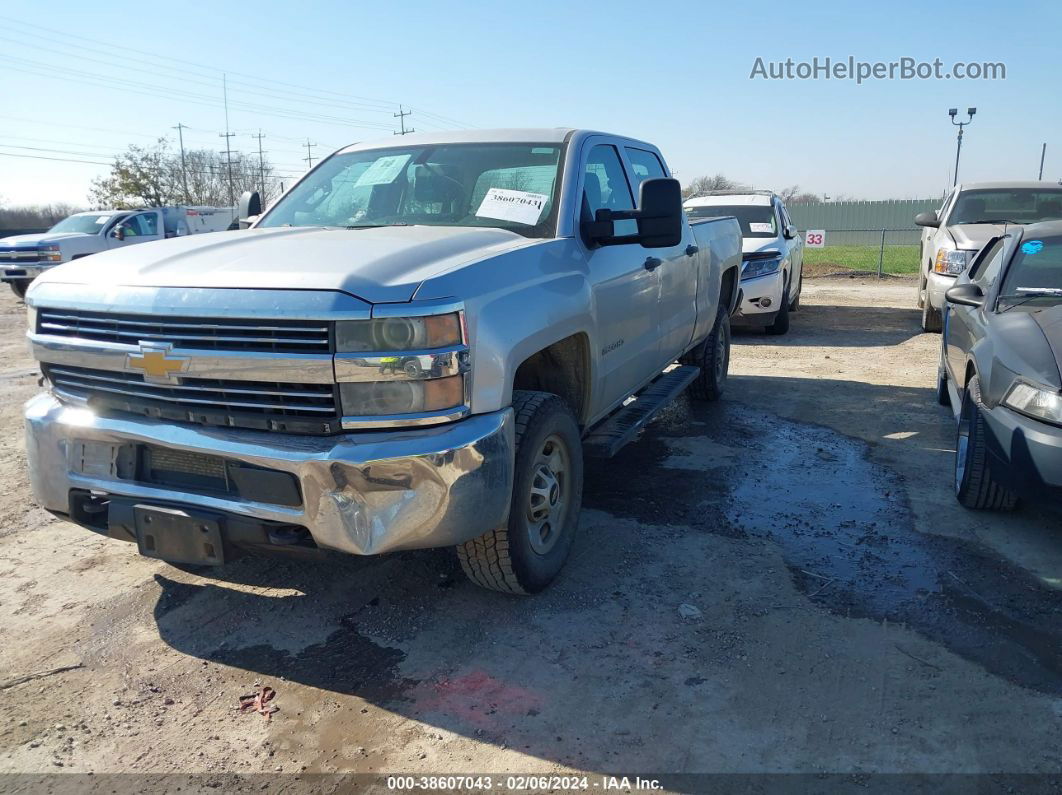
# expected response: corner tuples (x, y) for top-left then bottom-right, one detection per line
(126, 345), (188, 382)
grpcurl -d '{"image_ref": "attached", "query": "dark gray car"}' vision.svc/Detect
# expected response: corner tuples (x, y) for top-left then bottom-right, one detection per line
(937, 220), (1062, 509)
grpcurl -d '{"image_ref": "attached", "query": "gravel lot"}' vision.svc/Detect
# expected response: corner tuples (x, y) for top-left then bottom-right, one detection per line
(0, 278), (1060, 785)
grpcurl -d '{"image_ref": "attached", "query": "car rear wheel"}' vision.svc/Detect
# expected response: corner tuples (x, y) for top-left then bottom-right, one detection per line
(789, 271), (802, 311)
(457, 391), (583, 594)
(766, 277), (791, 336)
(680, 305), (730, 401)
(954, 376), (1017, 510)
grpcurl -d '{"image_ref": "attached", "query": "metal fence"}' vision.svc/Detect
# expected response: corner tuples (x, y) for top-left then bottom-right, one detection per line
(799, 228), (921, 278)
(787, 198), (938, 232)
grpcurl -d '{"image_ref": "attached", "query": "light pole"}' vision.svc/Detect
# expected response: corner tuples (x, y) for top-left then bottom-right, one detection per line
(949, 107), (976, 187)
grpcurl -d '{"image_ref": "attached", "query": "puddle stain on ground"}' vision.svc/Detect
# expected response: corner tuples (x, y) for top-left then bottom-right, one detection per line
(586, 399), (1062, 696)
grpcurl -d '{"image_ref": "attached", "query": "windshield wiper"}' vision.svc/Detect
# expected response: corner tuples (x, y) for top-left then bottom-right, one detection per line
(965, 218), (1021, 225)
(998, 289), (1062, 312)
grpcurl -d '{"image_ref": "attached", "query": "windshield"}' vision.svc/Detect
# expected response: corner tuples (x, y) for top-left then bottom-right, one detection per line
(48, 213), (119, 235)
(258, 143), (564, 238)
(949, 189), (1062, 225)
(999, 235), (1062, 306)
(685, 204), (778, 238)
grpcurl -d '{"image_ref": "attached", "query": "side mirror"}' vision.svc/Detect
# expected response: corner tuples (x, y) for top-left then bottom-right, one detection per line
(783, 224), (796, 240)
(914, 211), (940, 228)
(945, 283), (985, 308)
(237, 190), (262, 230)
(112, 225), (125, 241)
(583, 177), (683, 249)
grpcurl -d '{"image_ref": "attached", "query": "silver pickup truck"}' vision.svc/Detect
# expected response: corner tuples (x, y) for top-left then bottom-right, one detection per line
(24, 129), (741, 594)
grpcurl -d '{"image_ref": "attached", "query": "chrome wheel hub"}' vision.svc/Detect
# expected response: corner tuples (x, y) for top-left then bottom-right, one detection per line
(526, 434), (570, 555)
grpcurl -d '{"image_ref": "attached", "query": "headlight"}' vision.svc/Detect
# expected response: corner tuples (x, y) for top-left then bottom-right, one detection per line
(1002, 380), (1062, 425)
(741, 255), (783, 281)
(335, 312), (462, 352)
(339, 375), (464, 416)
(39, 245), (62, 263)
(933, 248), (972, 275)
(26, 304), (37, 332)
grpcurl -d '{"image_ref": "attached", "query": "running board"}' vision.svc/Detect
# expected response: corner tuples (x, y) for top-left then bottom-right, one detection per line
(583, 365), (700, 458)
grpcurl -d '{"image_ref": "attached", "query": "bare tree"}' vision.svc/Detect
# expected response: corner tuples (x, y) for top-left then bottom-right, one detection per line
(0, 202), (85, 231)
(681, 174), (749, 199)
(778, 185), (823, 204)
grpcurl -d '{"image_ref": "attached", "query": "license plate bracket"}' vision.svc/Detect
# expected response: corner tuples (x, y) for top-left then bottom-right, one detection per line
(134, 505), (225, 566)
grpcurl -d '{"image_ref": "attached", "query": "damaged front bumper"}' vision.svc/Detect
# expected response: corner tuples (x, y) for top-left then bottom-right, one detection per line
(25, 392), (514, 557)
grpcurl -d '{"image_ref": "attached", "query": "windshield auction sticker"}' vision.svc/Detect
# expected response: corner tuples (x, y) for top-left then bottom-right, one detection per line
(475, 188), (548, 225)
(354, 154), (412, 187)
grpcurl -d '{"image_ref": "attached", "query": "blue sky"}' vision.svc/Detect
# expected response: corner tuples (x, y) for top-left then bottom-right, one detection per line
(1, 0), (1059, 206)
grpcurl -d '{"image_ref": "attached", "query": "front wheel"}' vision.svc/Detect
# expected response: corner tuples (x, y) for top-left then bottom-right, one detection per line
(954, 377), (1017, 510)
(9, 280), (28, 300)
(457, 391), (583, 594)
(921, 295), (942, 333)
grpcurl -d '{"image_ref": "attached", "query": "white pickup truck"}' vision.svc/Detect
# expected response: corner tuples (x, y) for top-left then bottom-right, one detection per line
(24, 129), (741, 594)
(0, 206), (236, 298)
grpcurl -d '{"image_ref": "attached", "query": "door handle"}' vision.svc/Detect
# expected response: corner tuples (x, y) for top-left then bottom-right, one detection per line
(643, 257), (662, 272)
(685, 245), (699, 257)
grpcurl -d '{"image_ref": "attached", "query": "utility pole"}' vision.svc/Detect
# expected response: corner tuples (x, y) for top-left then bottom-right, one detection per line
(394, 105), (414, 135)
(948, 107), (976, 187)
(1039, 143), (1047, 180)
(172, 122), (190, 203)
(252, 129), (267, 198)
(303, 139), (317, 169)
(219, 73), (236, 206)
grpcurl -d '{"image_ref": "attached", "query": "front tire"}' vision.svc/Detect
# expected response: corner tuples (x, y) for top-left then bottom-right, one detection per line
(766, 277), (791, 336)
(9, 280), (28, 300)
(458, 391), (583, 594)
(921, 296), (942, 333)
(680, 305), (730, 401)
(955, 377), (1017, 511)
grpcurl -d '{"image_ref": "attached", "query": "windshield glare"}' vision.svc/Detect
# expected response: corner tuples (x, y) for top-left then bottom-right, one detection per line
(1000, 235), (1062, 301)
(686, 204), (777, 238)
(48, 214), (117, 235)
(950, 189), (1062, 225)
(259, 143), (563, 238)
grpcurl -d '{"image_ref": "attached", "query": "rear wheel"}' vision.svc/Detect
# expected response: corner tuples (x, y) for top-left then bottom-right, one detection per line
(936, 367), (951, 406)
(789, 270), (803, 311)
(954, 376), (1017, 510)
(457, 391), (583, 594)
(680, 305), (730, 401)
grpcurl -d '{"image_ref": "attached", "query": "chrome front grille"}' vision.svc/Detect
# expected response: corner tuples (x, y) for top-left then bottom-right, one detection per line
(0, 249), (42, 263)
(37, 309), (332, 354)
(45, 364), (341, 435)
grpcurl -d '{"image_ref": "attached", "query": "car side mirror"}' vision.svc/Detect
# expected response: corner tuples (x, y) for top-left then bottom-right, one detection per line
(914, 211), (940, 228)
(582, 177), (683, 249)
(783, 224), (796, 240)
(945, 283), (985, 307)
(238, 190), (262, 230)
(112, 225), (125, 241)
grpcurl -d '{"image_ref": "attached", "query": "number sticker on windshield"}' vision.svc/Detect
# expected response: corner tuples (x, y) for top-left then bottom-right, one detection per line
(475, 188), (548, 226)
(749, 222), (774, 233)
(354, 154), (412, 187)
(1022, 240), (1044, 255)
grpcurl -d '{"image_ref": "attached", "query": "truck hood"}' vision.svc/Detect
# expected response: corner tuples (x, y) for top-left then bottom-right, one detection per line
(741, 238), (783, 255)
(35, 225), (539, 304)
(947, 223), (1006, 250)
(0, 232), (92, 247)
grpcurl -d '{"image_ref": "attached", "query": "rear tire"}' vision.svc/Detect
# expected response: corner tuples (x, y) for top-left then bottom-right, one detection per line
(457, 391), (583, 594)
(954, 377), (1017, 511)
(936, 367), (951, 407)
(680, 306), (730, 401)
(9, 280), (28, 300)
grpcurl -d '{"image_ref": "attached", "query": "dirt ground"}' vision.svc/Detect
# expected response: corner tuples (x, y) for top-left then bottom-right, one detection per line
(0, 278), (1060, 788)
